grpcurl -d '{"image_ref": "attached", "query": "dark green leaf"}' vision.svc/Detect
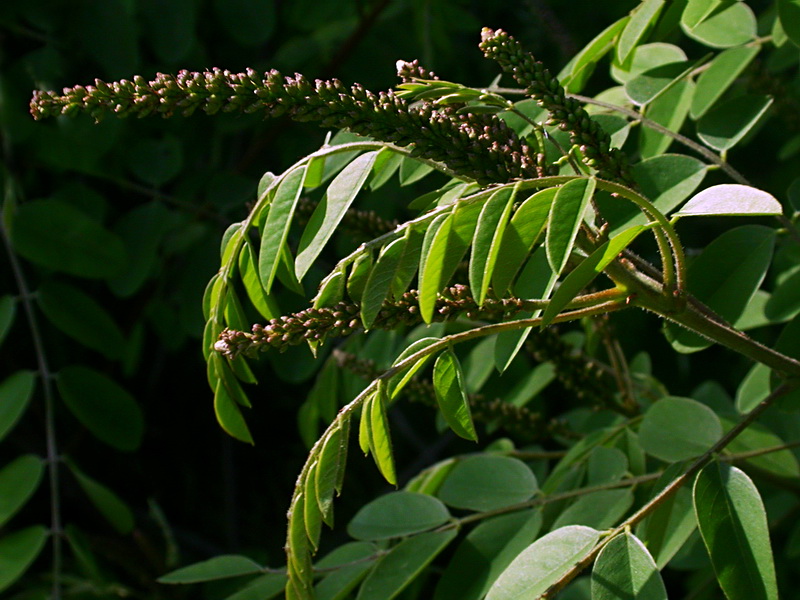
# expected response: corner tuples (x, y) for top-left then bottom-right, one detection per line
(399, 156), (435, 185)
(434, 510), (543, 600)
(213, 0), (275, 46)
(240, 241), (280, 319)
(591, 532), (667, 600)
(639, 396), (722, 461)
(159, 555), (263, 583)
(296, 151), (378, 279)
(721, 418), (800, 479)
(697, 95), (773, 152)
(316, 421), (349, 526)
(0, 525), (49, 593)
(542, 225), (645, 327)
(127, 136), (183, 187)
(666, 225), (775, 352)
(491, 188), (555, 296)
(347, 491), (450, 541)
(259, 166), (307, 292)
(11, 199), (126, 279)
(639, 79), (694, 157)
(625, 59), (699, 106)
(551, 488), (634, 530)
(225, 573), (287, 600)
(57, 366), (143, 451)
(214, 377), (254, 445)
(691, 46), (760, 119)
(315, 542), (377, 600)
(67, 460), (134, 534)
(37, 280), (126, 361)
(0, 371), (36, 443)
(438, 455), (538, 512)
(564, 18), (629, 92)
(388, 337), (441, 399)
(347, 252), (373, 304)
(779, 0), (800, 47)
(356, 529), (457, 600)
(433, 349), (478, 441)
(0, 295), (15, 348)
(0, 455), (44, 528)
(314, 269), (346, 309)
(485, 525), (601, 600)
(587, 447), (628, 486)
(546, 178), (596, 276)
(361, 238), (406, 329)
(693, 462), (778, 600)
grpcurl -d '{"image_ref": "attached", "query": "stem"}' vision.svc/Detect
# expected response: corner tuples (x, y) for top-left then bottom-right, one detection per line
(540, 382), (797, 599)
(0, 217), (62, 600)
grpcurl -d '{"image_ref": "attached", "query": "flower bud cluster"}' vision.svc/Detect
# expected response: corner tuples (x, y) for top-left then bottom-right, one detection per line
(31, 68), (542, 185)
(479, 28), (636, 187)
(396, 59), (439, 83)
(214, 284), (533, 358)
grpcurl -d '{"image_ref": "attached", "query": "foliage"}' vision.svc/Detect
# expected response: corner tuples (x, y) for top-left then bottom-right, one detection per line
(7, 0), (800, 599)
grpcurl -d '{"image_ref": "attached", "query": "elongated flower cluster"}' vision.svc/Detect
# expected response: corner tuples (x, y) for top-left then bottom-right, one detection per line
(214, 284), (538, 358)
(479, 28), (636, 187)
(30, 68), (543, 185)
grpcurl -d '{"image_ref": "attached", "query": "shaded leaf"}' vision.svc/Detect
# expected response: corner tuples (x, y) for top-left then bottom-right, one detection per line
(316, 419), (350, 525)
(639, 396), (722, 462)
(693, 462), (778, 600)
(691, 45), (760, 119)
(551, 488), (634, 530)
(347, 252), (373, 304)
(0, 296), (15, 348)
(438, 455), (538, 512)
(159, 555), (264, 583)
(485, 525), (601, 600)
(347, 491), (450, 541)
(779, 0), (800, 47)
(214, 377), (254, 444)
(564, 18), (629, 93)
(697, 95), (773, 152)
(0, 371), (36, 443)
(67, 460), (134, 534)
(296, 151), (378, 279)
(591, 532), (667, 600)
(356, 529), (457, 600)
(304, 461), (323, 550)
(315, 542), (377, 600)
(57, 366), (144, 451)
(10, 199), (126, 279)
(0, 455), (44, 528)
(433, 349), (478, 441)
(0, 525), (49, 593)
(626, 59), (699, 106)
(225, 573), (287, 600)
(546, 178), (596, 276)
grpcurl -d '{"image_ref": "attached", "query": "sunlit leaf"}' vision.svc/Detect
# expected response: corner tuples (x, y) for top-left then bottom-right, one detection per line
(625, 58), (699, 106)
(674, 184), (783, 218)
(433, 349), (478, 441)
(470, 186), (516, 306)
(368, 385), (397, 485)
(694, 462), (778, 600)
(240, 241), (280, 319)
(551, 489), (634, 530)
(617, 0), (666, 64)
(316, 421), (349, 526)
(214, 377), (253, 444)
(485, 525), (601, 600)
(639, 79), (694, 157)
(683, 1), (757, 48)
(361, 238), (406, 329)
(546, 178), (596, 276)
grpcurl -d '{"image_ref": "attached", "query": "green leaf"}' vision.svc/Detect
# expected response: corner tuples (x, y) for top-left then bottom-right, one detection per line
(591, 532), (667, 600)
(625, 58), (701, 106)
(546, 178), (596, 276)
(779, 0), (800, 47)
(347, 491), (450, 541)
(37, 280), (126, 361)
(735, 363), (769, 414)
(361, 238), (406, 329)
(67, 460), (134, 534)
(356, 529), (457, 600)
(434, 510), (543, 600)
(419, 203), (479, 323)
(674, 184), (783, 218)
(693, 462), (778, 600)
(287, 492), (314, 598)
(159, 555), (264, 583)
(214, 376), (253, 444)
(296, 151), (378, 279)
(127, 135), (183, 187)
(587, 447), (629, 486)
(0, 295), (15, 348)
(682, 0), (724, 30)
(433, 349), (478, 441)
(697, 94), (772, 152)
(491, 188), (555, 296)
(683, 1), (756, 48)
(691, 45), (760, 119)
(314, 268), (346, 309)
(470, 186), (516, 306)
(612, 42), (687, 84)
(388, 337), (441, 399)
(721, 418), (800, 479)
(259, 166), (307, 292)
(636, 465), (697, 568)
(666, 225), (775, 352)
(390, 227), (424, 298)
(0, 455), (44, 528)
(437, 455), (538, 512)
(639, 396), (722, 462)
(240, 242), (280, 319)
(225, 573), (288, 600)
(0, 371), (36, 443)
(10, 199), (126, 279)
(485, 525), (601, 600)
(314, 425), (348, 528)
(347, 252), (373, 304)
(617, 0), (666, 64)
(639, 79), (694, 157)
(765, 269), (800, 322)
(551, 489), (634, 530)
(304, 461), (323, 550)
(399, 156), (435, 185)
(315, 542), (377, 600)
(369, 385), (397, 485)
(57, 366), (144, 451)
(542, 225), (645, 327)
(0, 525), (48, 593)
(369, 149), (404, 191)
(564, 17), (629, 93)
